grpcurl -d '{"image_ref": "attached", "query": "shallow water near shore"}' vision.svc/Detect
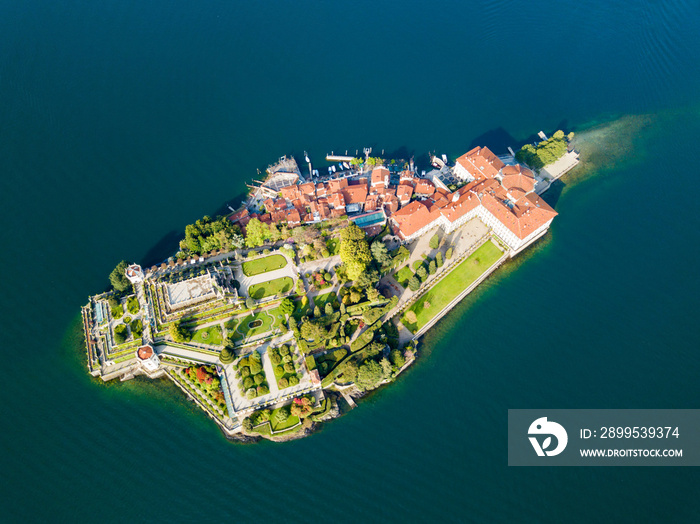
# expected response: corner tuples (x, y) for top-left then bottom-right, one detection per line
(2, 0), (700, 521)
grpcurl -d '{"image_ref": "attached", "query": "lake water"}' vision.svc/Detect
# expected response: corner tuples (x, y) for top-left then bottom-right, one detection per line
(2, 0), (700, 521)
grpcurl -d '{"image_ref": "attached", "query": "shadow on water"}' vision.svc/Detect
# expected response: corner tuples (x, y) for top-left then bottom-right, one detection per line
(541, 179), (566, 210)
(138, 192), (248, 267)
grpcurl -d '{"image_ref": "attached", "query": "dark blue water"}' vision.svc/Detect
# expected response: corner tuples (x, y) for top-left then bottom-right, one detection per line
(2, 0), (700, 521)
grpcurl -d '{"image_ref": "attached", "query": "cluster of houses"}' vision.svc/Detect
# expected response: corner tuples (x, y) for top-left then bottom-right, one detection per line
(230, 146), (557, 254)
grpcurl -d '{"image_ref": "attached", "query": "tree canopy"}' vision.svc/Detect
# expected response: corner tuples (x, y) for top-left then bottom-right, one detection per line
(339, 224), (372, 281)
(279, 298), (296, 316)
(169, 320), (192, 343)
(355, 359), (386, 391)
(179, 215), (243, 256)
(109, 260), (131, 293)
(515, 130), (570, 169)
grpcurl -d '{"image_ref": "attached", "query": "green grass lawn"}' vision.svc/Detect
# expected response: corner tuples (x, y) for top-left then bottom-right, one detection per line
(242, 254), (288, 277)
(230, 307), (283, 341)
(292, 298), (311, 321)
(313, 291), (339, 310)
(248, 276), (294, 299)
(401, 241), (503, 333)
(270, 410), (300, 432)
(326, 237), (340, 256)
(394, 265), (414, 287)
(191, 325), (223, 346)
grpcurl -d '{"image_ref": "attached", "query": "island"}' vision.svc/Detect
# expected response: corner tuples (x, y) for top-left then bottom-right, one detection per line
(81, 131), (579, 442)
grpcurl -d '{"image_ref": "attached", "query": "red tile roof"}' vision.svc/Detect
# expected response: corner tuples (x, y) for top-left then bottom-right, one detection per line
(481, 191), (557, 239)
(456, 146), (504, 179)
(342, 182), (368, 205)
(414, 179), (435, 196)
(263, 198), (275, 213)
(396, 183), (414, 204)
(299, 182), (316, 196)
(364, 194), (379, 211)
(501, 164), (535, 195)
(371, 166), (390, 188)
(391, 201), (441, 238)
(280, 185), (301, 200)
(327, 178), (348, 193)
(328, 192), (345, 209)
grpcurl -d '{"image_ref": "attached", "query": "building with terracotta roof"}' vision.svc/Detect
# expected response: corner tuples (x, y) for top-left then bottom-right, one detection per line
(454, 146), (505, 181)
(328, 191), (346, 210)
(280, 185), (301, 201)
(327, 178), (348, 193)
(342, 181), (368, 213)
(299, 182), (316, 196)
(263, 198), (275, 213)
(370, 166), (390, 190)
(391, 148), (557, 252)
(136, 344), (160, 372)
(396, 184), (414, 205)
(414, 179), (436, 197)
(364, 194), (379, 211)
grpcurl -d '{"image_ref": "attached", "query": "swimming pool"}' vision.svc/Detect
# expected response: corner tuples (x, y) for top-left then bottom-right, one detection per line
(352, 211), (385, 227)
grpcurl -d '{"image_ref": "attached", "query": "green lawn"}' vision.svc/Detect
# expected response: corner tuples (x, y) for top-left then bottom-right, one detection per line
(401, 241), (503, 333)
(270, 410), (300, 432)
(229, 307), (283, 341)
(191, 325), (223, 346)
(248, 276), (294, 299)
(326, 237), (340, 256)
(394, 265), (414, 287)
(313, 291), (339, 310)
(242, 254), (288, 277)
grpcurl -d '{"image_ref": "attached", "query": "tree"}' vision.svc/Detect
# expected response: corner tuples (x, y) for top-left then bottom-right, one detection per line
(446, 247), (453, 259)
(390, 349), (405, 368)
(279, 298), (295, 316)
(300, 319), (328, 341)
(355, 359), (385, 391)
(371, 240), (391, 267)
(245, 297), (256, 310)
(429, 234), (440, 250)
(169, 320), (191, 343)
(408, 276), (420, 291)
(275, 406), (290, 423)
(366, 287), (380, 302)
(313, 305), (321, 318)
(219, 347), (234, 364)
(416, 266), (428, 282)
(113, 324), (127, 345)
(131, 319), (143, 338)
(338, 360), (358, 382)
(245, 218), (271, 247)
(436, 251), (444, 268)
(339, 224), (372, 281)
(339, 303), (346, 314)
(242, 417), (253, 432)
(380, 357), (392, 378)
(356, 268), (380, 289)
(349, 290), (362, 304)
(428, 260), (437, 275)
(405, 310), (417, 324)
(109, 260), (131, 293)
(324, 303), (334, 315)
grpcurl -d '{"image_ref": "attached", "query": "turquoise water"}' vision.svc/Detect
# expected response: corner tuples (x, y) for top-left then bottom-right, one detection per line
(2, 0), (700, 521)
(353, 211), (386, 227)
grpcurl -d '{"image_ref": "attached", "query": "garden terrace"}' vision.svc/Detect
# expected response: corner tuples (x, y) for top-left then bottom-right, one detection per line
(268, 345), (302, 389)
(242, 254), (288, 277)
(401, 241), (503, 333)
(233, 351), (270, 399)
(191, 325), (223, 346)
(248, 276), (294, 299)
(227, 307), (284, 343)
